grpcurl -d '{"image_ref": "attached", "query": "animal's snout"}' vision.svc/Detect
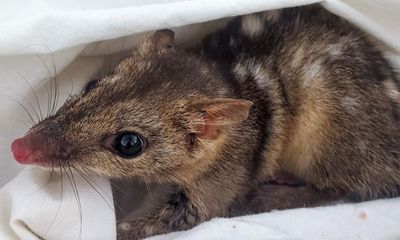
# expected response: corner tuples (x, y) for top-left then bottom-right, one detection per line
(11, 134), (43, 165)
(11, 138), (32, 164)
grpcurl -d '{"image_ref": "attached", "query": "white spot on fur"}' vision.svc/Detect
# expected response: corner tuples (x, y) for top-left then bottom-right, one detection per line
(328, 43), (342, 57)
(109, 75), (119, 83)
(251, 64), (270, 89)
(265, 10), (280, 23)
(241, 15), (263, 37)
(341, 96), (360, 112)
(135, 60), (153, 72)
(144, 225), (155, 235)
(292, 47), (304, 68)
(218, 88), (229, 96)
(303, 61), (322, 87)
(118, 223), (131, 231)
(201, 66), (209, 75)
(383, 79), (400, 102)
(328, 36), (354, 58)
(233, 63), (247, 80)
(229, 37), (237, 47)
(162, 81), (171, 88)
(358, 141), (368, 154)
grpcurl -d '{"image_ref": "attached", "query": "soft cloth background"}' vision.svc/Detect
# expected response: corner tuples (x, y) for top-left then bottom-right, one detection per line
(0, 0), (399, 239)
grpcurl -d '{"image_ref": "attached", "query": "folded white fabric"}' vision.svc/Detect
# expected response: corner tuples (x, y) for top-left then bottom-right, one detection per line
(0, 0), (399, 239)
(149, 198), (400, 240)
(0, 167), (116, 240)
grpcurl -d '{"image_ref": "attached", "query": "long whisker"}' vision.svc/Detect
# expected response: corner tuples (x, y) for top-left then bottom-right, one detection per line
(48, 50), (60, 116)
(8, 88), (40, 123)
(95, 61), (106, 81)
(43, 164), (64, 237)
(35, 56), (54, 117)
(5, 94), (35, 127)
(16, 119), (31, 130)
(50, 73), (58, 115)
(68, 165), (83, 240)
(73, 167), (121, 214)
(68, 80), (75, 98)
(31, 45), (58, 116)
(26, 169), (54, 195)
(81, 166), (132, 199)
(45, 78), (51, 118)
(142, 176), (154, 204)
(108, 181), (133, 200)
(121, 13), (126, 52)
(10, 43), (55, 55)
(82, 166), (133, 204)
(105, 34), (114, 76)
(13, 70), (44, 121)
(63, 165), (83, 240)
(78, 168), (117, 201)
(52, 68), (59, 115)
(163, 169), (186, 186)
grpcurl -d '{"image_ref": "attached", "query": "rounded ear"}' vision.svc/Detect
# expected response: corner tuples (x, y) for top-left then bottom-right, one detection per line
(186, 98), (254, 140)
(150, 29), (175, 49)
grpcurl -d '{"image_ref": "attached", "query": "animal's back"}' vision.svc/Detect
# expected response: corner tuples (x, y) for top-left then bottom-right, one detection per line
(198, 4), (400, 200)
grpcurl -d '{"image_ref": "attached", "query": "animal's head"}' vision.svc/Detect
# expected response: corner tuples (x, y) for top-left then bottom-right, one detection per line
(10, 30), (253, 183)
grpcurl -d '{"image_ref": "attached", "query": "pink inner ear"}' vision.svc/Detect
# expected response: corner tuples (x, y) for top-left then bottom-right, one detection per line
(197, 117), (219, 140)
(204, 99), (253, 125)
(189, 98), (253, 140)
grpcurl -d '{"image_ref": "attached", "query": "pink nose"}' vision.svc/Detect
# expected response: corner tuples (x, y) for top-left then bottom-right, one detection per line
(11, 138), (35, 164)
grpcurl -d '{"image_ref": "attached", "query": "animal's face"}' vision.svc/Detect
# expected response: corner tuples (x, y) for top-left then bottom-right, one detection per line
(10, 30), (252, 183)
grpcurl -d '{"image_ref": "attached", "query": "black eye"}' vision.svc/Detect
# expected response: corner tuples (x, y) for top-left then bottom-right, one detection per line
(113, 132), (145, 158)
(84, 79), (100, 93)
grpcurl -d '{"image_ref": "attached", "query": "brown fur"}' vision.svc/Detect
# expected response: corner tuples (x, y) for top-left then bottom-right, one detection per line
(16, 4), (400, 239)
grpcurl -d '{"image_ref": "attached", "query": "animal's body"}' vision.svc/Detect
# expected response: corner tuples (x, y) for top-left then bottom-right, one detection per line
(10, 4), (400, 239)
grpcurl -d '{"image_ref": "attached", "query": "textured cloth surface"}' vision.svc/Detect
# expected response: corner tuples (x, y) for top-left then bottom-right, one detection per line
(0, 0), (399, 239)
(149, 198), (400, 240)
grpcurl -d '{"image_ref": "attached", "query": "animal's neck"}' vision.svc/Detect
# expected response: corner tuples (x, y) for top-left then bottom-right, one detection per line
(181, 154), (253, 216)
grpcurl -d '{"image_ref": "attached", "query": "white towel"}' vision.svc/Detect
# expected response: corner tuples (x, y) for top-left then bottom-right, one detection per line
(148, 198), (400, 240)
(1, 0), (399, 239)
(0, 167), (115, 240)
